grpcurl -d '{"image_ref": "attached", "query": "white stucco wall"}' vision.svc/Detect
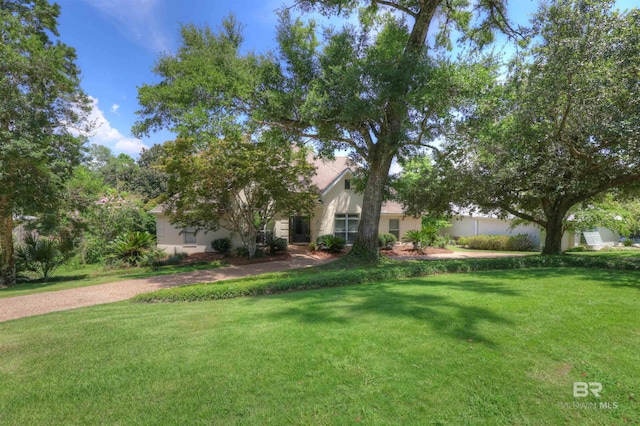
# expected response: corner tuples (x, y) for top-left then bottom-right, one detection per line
(154, 215), (241, 254)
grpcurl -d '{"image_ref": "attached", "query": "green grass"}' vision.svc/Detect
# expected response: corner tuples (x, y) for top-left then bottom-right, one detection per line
(0, 260), (225, 299)
(0, 267), (638, 425)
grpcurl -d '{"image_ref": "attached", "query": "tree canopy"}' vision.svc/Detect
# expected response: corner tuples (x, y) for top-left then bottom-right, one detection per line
(134, 0), (514, 259)
(1, 0), (90, 285)
(433, 0), (640, 254)
(162, 135), (317, 257)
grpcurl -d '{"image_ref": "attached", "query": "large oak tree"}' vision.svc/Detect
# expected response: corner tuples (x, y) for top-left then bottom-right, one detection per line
(1, 0), (90, 285)
(439, 0), (640, 254)
(134, 1), (514, 259)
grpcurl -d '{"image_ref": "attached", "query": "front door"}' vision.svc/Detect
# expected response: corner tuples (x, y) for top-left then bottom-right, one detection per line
(290, 216), (311, 243)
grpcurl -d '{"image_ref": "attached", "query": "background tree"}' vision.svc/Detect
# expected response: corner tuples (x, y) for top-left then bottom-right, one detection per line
(134, 2), (515, 260)
(162, 134), (317, 258)
(437, 0), (640, 255)
(570, 194), (640, 241)
(0, 0), (90, 285)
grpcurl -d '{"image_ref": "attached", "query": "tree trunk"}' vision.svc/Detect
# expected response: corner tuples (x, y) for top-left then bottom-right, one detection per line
(350, 149), (395, 260)
(542, 215), (565, 255)
(0, 210), (16, 286)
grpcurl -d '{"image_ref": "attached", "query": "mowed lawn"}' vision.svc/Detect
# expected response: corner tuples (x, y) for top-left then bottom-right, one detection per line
(0, 267), (638, 425)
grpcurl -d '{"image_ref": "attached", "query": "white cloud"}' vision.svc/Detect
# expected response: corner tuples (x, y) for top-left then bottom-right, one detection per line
(82, 0), (171, 52)
(87, 96), (148, 155)
(110, 103), (120, 114)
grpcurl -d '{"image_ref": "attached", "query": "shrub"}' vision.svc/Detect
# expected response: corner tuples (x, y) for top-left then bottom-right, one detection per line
(308, 242), (317, 252)
(457, 234), (535, 251)
(265, 233), (288, 254)
(211, 237), (232, 255)
(378, 233), (397, 250)
(432, 235), (448, 249)
(15, 234), (65, 280)
(316, 235), (346, 253)
(234, 246), (250, 258)
(402, 229), (427, 252)
(623, 238), (634, 247)
(106, 231), (156, 266)
(506, 234), (535, 251)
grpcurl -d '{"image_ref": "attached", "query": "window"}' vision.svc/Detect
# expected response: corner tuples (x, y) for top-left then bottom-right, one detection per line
(344, 179), (351, 190)
(335, 214), (359, 243)
(389, 219), (400, 240)
(184, 227), (197, 245)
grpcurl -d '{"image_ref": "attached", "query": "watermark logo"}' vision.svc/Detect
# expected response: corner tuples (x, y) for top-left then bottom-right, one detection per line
(573, 382), (602, 398)
(557, 382), (619, 410)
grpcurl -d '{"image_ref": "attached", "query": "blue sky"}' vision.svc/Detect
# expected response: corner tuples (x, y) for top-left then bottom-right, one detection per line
(53, 0), (637, 157)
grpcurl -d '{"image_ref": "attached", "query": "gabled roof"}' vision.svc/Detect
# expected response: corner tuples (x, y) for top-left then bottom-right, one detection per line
(308, 155), (352, 194)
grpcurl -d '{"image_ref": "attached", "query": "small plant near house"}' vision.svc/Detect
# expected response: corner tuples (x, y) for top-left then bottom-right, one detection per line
(264, 233), (288, 254)
(378, 233), (397, 250)
(316, 235), (346, 253)
(106, 231), (157, 267)
(211, 237), (232, 255)
(15, 234), (66, 280)
(402, 229), (428, 252)
(308, 242), (317, 252)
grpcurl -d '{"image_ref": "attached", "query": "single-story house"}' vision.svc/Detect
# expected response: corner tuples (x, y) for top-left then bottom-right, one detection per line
(150, 156), (611, 254)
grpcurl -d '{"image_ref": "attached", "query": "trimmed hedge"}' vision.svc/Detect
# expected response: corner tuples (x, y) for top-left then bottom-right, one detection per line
(132, 255), (640, 303)
(458, 234), (535, 251)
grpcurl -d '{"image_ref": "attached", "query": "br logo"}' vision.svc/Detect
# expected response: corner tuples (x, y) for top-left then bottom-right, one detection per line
(573, 382), (602, 398)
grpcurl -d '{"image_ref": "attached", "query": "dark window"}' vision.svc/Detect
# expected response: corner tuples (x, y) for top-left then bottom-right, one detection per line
(389, 219), (400, 240)
(184, 227), (197, 245)
(335, 214), (359, 243)
(344, 179), (351, 190)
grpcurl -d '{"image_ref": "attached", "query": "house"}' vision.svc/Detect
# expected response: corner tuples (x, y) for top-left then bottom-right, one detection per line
(150, 155), (418, 254)
(150, 156), (587, 254)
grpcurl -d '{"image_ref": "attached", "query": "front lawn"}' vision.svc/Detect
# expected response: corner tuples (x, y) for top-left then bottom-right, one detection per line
(0, 267), (637, 424)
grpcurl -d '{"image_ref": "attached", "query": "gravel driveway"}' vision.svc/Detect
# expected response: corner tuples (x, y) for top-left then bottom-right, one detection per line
(0, 255), (332, 323)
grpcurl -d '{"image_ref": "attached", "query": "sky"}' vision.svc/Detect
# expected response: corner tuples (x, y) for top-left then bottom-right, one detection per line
(53, 0), (638, 158)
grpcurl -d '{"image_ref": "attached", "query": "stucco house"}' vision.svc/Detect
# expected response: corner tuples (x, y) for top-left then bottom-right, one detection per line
(150, 155), (586, 254)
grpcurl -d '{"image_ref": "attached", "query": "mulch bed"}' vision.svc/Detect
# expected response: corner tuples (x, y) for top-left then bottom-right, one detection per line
(181, 251), (291, 266)
(181, 244), (449, 266)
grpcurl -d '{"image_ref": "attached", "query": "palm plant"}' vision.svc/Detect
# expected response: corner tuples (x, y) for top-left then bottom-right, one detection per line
(15, 234), (65, 280)
(106, 231), (156, 266)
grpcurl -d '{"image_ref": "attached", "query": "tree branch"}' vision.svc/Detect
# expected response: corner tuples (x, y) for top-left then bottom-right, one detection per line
(372, 0), (418, 18)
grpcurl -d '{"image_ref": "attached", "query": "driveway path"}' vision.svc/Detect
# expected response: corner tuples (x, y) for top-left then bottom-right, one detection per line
(0, 254), (332, 323)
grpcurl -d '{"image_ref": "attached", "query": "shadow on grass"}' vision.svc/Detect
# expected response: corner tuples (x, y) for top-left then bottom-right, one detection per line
(251, 277), (517, 347)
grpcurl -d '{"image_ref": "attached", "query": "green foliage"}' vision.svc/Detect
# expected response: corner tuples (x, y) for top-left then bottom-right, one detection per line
(316, 235), (346, 253)
(0, 0), (90, 285)
(15, 234), (66, 280)
(439, 1), (640, 255)
(308, 242), (317, 252)
(132, 255), (640, 303)
(132, 2), (514, 257)
(458, 234), (536, 251)
(106, 232), (156, 267)
(377, 233), (397, 250)
(402, 230), (428, 252)
(403, 215), (451, 252)
(211, 238), (232, 255)
(160, 135), (317, 258)
(264, 233), (288, 254)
